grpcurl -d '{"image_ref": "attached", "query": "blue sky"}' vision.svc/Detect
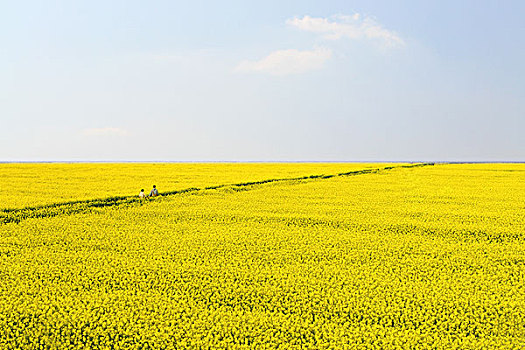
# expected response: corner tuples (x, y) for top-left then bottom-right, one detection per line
(1, 1), (524, 161)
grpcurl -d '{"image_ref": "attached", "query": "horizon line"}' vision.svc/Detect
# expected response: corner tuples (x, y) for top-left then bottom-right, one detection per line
(1, 160), (524, 164)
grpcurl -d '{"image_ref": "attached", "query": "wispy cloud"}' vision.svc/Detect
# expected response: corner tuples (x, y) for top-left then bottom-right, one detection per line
(287, 14), (405, 48)
(82, 127), (129, 136)
(235, 47), (332, 76)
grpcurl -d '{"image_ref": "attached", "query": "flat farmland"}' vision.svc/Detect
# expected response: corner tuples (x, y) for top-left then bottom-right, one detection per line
(0, 163), (389, 210)
(0, 163), (524, 349)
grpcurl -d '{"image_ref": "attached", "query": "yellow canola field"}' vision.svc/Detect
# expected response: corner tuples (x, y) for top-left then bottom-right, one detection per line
(0, 163), (388, 209)
(0, 163), (524, 349)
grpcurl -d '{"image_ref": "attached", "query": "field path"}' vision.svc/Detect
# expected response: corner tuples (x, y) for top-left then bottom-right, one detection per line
(1, 163), (434, 225)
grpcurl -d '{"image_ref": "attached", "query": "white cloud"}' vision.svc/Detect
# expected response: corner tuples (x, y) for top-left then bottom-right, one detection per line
(235, 47), (332, 76)
(82, 127), (129, 136)
(286, 14), (405, 48)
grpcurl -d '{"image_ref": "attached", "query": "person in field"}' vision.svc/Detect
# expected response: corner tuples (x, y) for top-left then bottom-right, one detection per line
(149, 185), (159, 197)
(139, 189), (146, 198)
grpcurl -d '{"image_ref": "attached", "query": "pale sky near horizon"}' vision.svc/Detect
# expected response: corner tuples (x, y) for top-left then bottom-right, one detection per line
(1, 1), (524, 161)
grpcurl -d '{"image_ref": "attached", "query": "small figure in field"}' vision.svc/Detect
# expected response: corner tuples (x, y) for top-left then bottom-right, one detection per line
(139, 189), (146, 199)
(149, 185), (159, 197)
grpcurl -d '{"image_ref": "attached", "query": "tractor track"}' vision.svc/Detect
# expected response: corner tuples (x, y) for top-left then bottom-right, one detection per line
(1, 163), (434, 225)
